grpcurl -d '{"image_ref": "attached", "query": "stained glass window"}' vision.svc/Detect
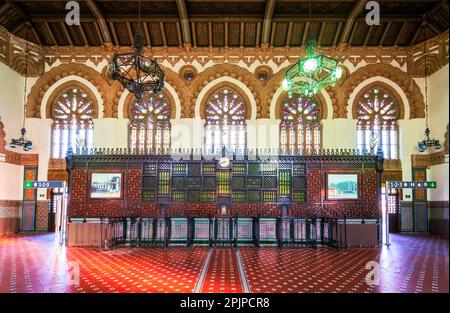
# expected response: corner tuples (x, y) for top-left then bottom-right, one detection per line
(51, 87), (94, 158)
(129, 92), (171, 153)
(280, 94), (321, 154)
(356, 87), (398, 159)
(204, 88), (247, 154)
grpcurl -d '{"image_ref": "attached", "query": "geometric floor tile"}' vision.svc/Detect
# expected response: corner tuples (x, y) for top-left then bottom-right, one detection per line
(0, 233), (447, 293)
(200, 248), (243, 293)
(240, 234), (449, 293)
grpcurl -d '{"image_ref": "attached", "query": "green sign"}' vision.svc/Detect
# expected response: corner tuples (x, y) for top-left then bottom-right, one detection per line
(24, 181), (34, 188)
(387, 181), (437, 189)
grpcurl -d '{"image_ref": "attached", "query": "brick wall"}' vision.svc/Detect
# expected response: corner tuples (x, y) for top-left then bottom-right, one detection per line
(68, 165), (381, 219)
(0, 200), (21, 235)
(35, 200), (49, 231)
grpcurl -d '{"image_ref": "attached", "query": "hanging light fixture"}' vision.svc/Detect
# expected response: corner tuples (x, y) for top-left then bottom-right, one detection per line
(282, 2), (342, 98)
(417, 26), (441, 153)
(10, 27), (32, 151)
(107, 0), (164, 99)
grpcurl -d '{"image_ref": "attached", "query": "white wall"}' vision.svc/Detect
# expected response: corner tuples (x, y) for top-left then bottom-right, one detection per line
(427, 64), (449, 203)
(428, 64), (449, 144)
(0, 162), (23, 200)
(0, 62), (26, 201)
(0, 62), (24, 146)
(428, 162), (449, 202)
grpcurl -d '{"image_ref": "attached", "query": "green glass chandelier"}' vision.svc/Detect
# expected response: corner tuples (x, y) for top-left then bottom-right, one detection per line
(282, 40), (343, 98)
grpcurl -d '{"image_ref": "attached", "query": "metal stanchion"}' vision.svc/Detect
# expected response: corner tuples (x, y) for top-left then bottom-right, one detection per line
(385, 184), (390, 246)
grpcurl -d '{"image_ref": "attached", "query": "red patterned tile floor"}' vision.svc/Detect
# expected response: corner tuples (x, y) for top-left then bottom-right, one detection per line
(0, 233), (447, 293)
(0, 233), (208, 293)
(200, 249), (243, 293)
(240, 234), (449, 293)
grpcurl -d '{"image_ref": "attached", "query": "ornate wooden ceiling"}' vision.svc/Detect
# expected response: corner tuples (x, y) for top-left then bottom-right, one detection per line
(0, 0), (448, 48)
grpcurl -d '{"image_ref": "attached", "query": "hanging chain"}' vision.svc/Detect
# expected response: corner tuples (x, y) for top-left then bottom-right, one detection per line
(138, 0), (142, 32)
(22, 26), (30, 129)
(423, 27), (429, 130)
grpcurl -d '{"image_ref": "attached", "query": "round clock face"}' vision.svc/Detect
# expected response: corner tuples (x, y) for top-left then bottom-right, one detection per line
(218, 157), (230, 168)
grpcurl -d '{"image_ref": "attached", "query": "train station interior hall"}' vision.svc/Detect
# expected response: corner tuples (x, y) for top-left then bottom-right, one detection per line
(0, 0), (448, 294)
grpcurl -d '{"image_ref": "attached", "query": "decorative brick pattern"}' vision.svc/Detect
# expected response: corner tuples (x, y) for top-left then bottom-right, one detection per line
(0, 200), (22, 218)
(126, 169), (142, 201)
(68, 161), (381, 219)
(70, 169), (88, 202)
(35, 201), (49, 231)
(69, 168), (146, 218)
(307, 170), (321, 203)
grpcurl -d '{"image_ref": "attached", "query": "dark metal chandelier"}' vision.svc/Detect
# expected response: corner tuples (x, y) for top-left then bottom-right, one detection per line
(107, 0), (164, 99)
(417, 27), (441, 153)
(10, 28), (32, 151)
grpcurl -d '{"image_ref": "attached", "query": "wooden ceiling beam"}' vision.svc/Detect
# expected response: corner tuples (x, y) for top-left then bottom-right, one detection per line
(11, 22), (25, 34)
(142, 22), (151, 47)
(30, 25), (42, 45)
(285, 22), (293, 48)
(427, 22), (440, 35)
(379, 22), (391, 46)
(30, 14), (425, 24)
(85, 0), (112, 43)
(301, 22), (310, 46)
(255, 22), (261, 47)
(333, 22), (343, 46)
(159, 22), (167, 47)
(208, 22), (213, 47)
(5, 0), (27, 19)
(363, 24), (373, 46)
(78, 24), (89, 46)
(224, 22), (228, 47)
(93, 22), (104, 44)
(394, 22), (407, 46)
(0, 3), (11, 17)
(261, 0), (276, 45)
(5, 0), (41, 43)
(240, 22), (245, 47)
(30, 15), (97, 23)
(126, 22), (134, 45)
(108, 22), (119, 46)
(269, 22), (276, 47)
(409, 23), (423, 45)
(191, 22), (197, 47)
(410, 1), (447, 45)
(317, 23), (325, 46)
(340, 0), (368, 44)
(60, 22), (73, 46)
(426, 0), (447, 17)
(347, 22), (357, 44)
(176, 0), (191, 46)
(44, 22), (57, 45)
(176, 22), (183, 47)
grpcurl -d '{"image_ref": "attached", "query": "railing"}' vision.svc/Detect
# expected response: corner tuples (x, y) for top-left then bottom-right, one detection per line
(93, 216), (380, 250)
(68, 147), (383, 159)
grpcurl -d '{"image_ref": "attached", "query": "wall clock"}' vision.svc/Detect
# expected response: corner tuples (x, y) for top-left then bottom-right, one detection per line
(218, 157), (230, 168)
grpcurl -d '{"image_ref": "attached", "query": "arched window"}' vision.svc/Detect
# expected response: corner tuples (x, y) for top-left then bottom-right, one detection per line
(356, 87), (398, 159)
(51, 87), (94, 158)
(204, 88), (247, 154)
(128, 92), (171, 153)
(280, 94), (321, 154)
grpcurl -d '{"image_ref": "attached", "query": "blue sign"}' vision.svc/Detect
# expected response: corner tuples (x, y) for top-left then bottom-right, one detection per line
(24, 181), (65, 189)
